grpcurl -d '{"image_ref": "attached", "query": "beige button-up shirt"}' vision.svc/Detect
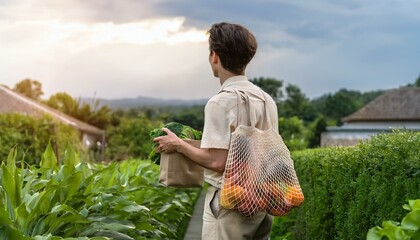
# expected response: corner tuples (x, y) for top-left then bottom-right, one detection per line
(201, 76), (279, 187)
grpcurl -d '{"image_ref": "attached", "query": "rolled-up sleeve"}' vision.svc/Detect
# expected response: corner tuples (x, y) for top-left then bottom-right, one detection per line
(201, 101), (232, 149)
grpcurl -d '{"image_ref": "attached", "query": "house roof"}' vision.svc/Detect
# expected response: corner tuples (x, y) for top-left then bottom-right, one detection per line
(0, 85), (104, 136)
(342, 87), (420, 122)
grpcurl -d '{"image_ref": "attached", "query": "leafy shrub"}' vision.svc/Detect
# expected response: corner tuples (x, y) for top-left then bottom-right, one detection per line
(278, 116), (309, 151)
(105, 116), (161, 161)
(0, 144), (200, 239)
(0, 113), (86, 165)
(367, 199), (420, 240)
(271, 131), (420, 240)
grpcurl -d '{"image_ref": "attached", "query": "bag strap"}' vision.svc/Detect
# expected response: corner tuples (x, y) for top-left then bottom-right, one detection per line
(259, 88), (270, 126)
(232, 89), (259, 127)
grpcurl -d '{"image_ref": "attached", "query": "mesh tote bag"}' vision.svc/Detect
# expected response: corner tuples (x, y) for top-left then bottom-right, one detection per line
(219, 89), (304, 217)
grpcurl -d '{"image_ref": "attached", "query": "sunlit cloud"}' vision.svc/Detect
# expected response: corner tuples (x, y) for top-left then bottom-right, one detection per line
(0, 17), (207, 52)
(1, 0), (418, 100)
(0, 16), (214, 99)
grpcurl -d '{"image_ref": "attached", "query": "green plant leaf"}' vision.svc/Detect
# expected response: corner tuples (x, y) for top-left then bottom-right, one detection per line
(16, 202), (29, 231)
(62, 172), (83, 202)
(92, 230), (135, 240)
(80, 221), (135, 236)
(31, 217), (46, 236)
(1, 165), (16, 218)
(0, 224), (30, 240)
(411, 230), (420, 240)
(100, 165), (118, 188)
(380, 221), (408, 240)
(121, 204), (149, 213)
(6, 146), (18, 174)
(0, 207), (12, 224)
(40, 142), (57, 170)
(409, 200), (420, 211)
(402, 210), (420, 231)
(63, 145), (80, 167)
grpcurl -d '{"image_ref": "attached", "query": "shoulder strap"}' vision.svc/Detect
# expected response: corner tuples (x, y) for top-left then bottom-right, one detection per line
(232, 89), (258, 127)
(258, 88), (270, 126)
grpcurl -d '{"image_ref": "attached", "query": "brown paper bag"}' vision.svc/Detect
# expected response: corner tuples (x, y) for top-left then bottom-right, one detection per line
(159, 140), (204, 187)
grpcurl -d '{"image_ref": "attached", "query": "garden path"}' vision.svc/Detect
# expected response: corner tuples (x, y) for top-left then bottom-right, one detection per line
(184, 189), (206, 239)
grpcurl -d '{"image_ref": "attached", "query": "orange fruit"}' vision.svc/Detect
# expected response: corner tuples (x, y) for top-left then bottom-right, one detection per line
(220, 192), (236, 209)
(255, 197), (268, 210)
(266, 203), (292, 216)
(220, 180), (246, 209)
(262, 182), (284, 200)
(284, 185), (304, 206)
(237, 198), (260, 217)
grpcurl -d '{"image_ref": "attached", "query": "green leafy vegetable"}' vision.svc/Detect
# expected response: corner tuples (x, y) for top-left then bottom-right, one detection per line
(149, 122), (202, 165)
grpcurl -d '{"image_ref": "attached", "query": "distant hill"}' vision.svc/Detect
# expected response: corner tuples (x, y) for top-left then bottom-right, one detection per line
(81, 96), (208, 110)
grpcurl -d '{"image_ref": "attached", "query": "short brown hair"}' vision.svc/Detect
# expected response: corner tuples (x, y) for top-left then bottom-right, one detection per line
(208, 22), (257, 75)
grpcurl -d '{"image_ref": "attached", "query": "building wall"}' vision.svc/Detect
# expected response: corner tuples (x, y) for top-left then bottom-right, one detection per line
(321, 121), (420, 147)
(341, 121), (420, 129)
(321, 131), (375, 147)
(82, 133), (101, 149)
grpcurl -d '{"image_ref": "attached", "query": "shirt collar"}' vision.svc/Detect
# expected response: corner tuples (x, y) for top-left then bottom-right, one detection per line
(219, 75), (248, 93)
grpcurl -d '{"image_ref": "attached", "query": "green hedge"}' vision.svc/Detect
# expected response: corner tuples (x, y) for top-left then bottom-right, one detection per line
(271, 131), (420, 240)
(0, 113), (86, 165)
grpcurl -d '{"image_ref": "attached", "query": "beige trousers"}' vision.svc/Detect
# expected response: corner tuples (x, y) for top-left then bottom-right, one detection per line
(202, 186), (272, 240)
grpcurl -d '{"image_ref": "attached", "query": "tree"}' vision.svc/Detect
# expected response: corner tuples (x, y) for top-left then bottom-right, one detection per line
(323, 90), (360, 125)
(45, 92), (111, 129)
(311, 89), (383, 125)
(46, 92), (80, 116)
(106, 116), (161, 160)
(250, 77), (283, 103)
(281, 84), (316, 121)
(166, 106), (204, 131)
(278, 116), (308, 150)
(13, 79), (44, 100)
(308, 116), (327, 148)
(415, 74), (420, 87)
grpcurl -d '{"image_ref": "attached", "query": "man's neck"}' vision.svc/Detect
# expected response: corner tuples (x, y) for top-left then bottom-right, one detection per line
(219, 71), (244, 85)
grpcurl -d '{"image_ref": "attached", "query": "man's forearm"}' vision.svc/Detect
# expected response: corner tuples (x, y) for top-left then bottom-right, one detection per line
(177, 140), (228, 173)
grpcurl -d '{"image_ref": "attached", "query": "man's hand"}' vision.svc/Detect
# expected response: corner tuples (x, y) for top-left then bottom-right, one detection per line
(153, 128), (183, 154)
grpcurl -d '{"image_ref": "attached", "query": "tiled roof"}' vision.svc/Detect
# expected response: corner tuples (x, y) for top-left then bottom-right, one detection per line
(343, 87), (420, 122)
(0, 85), (104, 136)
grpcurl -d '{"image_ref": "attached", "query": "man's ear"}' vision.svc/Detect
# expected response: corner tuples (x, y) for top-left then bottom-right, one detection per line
(210, 51), (219, 64)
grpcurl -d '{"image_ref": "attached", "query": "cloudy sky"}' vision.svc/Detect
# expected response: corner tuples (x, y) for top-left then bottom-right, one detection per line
(1, 0), (419, 100)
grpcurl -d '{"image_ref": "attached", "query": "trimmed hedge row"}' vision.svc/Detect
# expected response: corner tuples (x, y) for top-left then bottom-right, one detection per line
(271, 131), (420, 240)
(0, 113), (87, 165)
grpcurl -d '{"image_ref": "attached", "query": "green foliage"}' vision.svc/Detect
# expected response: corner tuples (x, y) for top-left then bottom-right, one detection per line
(280, 84), (317, 122)
(367, 199), (420, 240)
(307, 116), (327, 148)
(0, 145), (200, 239)
(278, 117), (309, 151)
(45, 92), (111, 129)
(13, 79), (44, 100)
(105, 116), (161, 161)
(405, 75), (420, 88)
(149, 122), (202, 165)
(250, 77), (283, 103)
(0, 113), (86, 165)
(149, 122), (202, 141)
(165, 105), (205, 132)
(311, 89), (384, 125)
(271, 131), (420, 240)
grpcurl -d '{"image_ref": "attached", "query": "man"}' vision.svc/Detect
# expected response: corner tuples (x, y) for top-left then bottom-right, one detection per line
(153, 22), (278, 240)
